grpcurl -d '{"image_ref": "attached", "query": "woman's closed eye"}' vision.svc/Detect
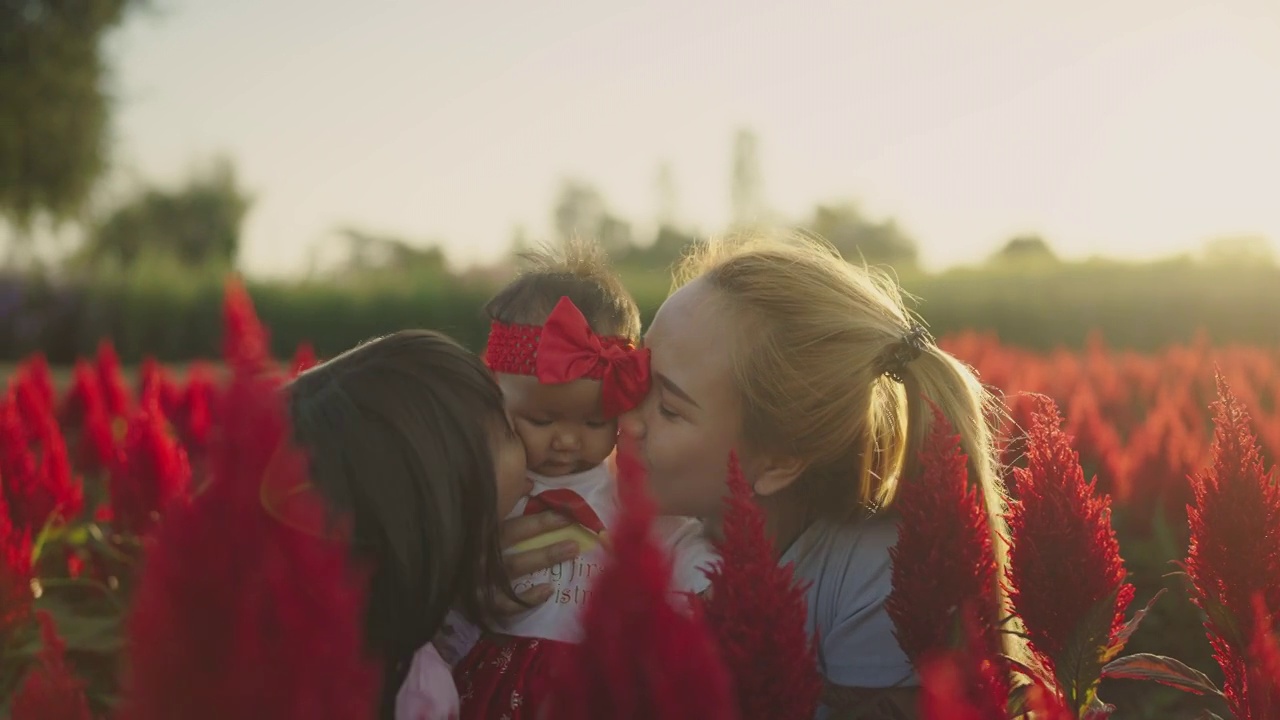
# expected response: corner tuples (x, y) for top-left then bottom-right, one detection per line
(658, 403), (680, 421)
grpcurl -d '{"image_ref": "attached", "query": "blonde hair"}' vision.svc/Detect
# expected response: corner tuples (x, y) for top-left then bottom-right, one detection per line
(675, 230), (1013, 624)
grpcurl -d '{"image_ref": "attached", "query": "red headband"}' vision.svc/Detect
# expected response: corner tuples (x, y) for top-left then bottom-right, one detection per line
(485, 296), (651, 418)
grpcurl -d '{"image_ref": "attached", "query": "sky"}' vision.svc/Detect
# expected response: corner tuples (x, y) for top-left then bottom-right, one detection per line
(104, 0), (1280, 276)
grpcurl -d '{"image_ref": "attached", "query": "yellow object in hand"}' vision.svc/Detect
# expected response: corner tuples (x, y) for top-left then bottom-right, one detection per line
(507, 523), (603, 557)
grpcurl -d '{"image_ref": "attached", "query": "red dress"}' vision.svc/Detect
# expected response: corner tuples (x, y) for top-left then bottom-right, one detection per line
(453, 634), (574, 720)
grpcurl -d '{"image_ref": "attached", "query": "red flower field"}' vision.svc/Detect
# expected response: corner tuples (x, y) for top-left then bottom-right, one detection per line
(1, 285), (1278, 719)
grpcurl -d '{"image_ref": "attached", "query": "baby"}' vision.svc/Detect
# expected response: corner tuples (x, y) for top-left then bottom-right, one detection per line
(452, 241), (715, 720)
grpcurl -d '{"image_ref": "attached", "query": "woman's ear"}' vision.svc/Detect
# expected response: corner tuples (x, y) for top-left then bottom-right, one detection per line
(751, 454), (807, 497)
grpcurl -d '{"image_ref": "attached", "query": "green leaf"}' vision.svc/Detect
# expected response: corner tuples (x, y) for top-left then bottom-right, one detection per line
(29, 514), (59, 564)
(1100, 653), (1224, 698)
(1054, 586), (1123, 714)
(1006, 682), (1032, 718)
(32, 592), (126, 655)
(1000, 654), (1050, 685)
(1102, 588), (1165, 663)
(39, 612), (122, 655)
(62, 524), (92, 547)
(1150, 502), (1182, 560)
(1198, 595), (1242, 648)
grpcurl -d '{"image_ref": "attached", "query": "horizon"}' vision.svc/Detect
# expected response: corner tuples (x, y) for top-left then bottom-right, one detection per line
(103, 0), (1280, 277)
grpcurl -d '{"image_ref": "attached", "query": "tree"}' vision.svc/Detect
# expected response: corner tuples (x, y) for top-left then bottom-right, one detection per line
(307, 226), (448, 283)
(78, 158), (252, 270)
(0, 0), (146, 251)
(990, 234), (1058, 265)
(551, 178), (633, 259)
(808, 202), (918, 268)
(508, 225), (532, 258)
(655, 162), (678, 229)
(1202, 235), (1274, 267)
(730, 128), (765, 229)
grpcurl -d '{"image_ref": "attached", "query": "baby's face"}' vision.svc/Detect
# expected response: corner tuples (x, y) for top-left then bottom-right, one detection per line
(496, 374), (618, 477)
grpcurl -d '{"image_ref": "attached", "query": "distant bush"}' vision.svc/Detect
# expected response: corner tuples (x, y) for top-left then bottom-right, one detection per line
(1, 257), (1276, 364)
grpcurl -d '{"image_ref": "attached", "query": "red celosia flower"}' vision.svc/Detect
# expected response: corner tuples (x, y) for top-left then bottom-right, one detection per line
(28, 411), (84, 527)
(0, 389), (76, 530)
(919, 657), (988, 720)
(222, 276), (271, 371)
(0, 492), (33, 645)
(1249, 594), (1280, 708)
(110, 394), (192, 536)
(701, 452), (822, 720)
(1185, 374), (1280, 720)
(999, 392), (1040, 489)
(138, 356), (183, 420)
(12, 373), (52, 445)
(178, 363), (218, 452)
(542, 437), (737, 720)
(888, 408), (1003, 674)
(8, 378), (84, 528)
(119, 364), (379, 719)
(917, 616), (1011, 720)
(9, 611), (93, 720)
(1007, 396), (1134, 710)
(291, 342), (319, 376)
(1122, 399), (1202, 536)
(1065, 387), (1127, 502)
(22, 354), (56, 418)
(96, 339), (132, 418)
(0, 395), (40, 532)
(60, 359), (121, 481)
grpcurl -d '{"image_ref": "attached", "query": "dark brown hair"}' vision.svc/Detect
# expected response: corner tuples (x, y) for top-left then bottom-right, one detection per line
(285, 330), (516, 715)
(485, 239), (641, 341)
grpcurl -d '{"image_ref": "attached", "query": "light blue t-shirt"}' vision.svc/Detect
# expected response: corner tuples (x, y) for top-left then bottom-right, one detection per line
(778, 513), (918, 718)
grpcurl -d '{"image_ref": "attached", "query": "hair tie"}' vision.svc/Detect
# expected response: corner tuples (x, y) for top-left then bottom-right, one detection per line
(881, 322), (932, 384)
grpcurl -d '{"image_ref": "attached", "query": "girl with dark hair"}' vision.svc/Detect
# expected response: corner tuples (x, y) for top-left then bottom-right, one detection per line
(284, 329), (538, 720)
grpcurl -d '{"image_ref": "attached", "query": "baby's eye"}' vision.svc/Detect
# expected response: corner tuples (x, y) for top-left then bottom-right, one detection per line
(585, 420), (609, 429)
(525, 417), (553, 427)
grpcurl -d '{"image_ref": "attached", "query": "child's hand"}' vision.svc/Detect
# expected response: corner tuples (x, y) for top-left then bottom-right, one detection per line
(492, 511), (582, 615)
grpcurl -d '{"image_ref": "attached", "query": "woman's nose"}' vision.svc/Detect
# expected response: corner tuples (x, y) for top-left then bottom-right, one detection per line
(618, 405), (647, 439)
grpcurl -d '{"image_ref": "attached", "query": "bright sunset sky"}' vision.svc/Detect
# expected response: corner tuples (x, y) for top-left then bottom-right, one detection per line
(106, 0), (1280, 275)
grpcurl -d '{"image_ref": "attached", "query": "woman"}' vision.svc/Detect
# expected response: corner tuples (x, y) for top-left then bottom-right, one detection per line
(506, 233), (1010, 719)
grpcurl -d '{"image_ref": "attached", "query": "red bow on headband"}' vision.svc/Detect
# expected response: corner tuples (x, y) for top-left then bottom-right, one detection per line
(485, 296), (651, 418)
(537, 297), (651, 418)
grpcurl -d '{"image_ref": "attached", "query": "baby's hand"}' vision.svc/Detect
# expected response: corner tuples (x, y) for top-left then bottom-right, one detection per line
(492, 511), (582, 616)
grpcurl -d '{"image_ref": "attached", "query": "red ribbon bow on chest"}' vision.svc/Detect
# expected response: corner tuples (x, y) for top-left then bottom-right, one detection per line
(485, 296), (651, 418)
